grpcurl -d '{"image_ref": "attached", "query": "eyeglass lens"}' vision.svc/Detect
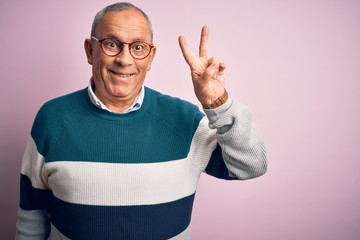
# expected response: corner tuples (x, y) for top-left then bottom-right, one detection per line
(101, 38), (151, 59)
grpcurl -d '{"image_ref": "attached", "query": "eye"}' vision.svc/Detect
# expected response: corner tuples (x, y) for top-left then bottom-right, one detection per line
(132, 42), (146, 52)
(103, 39), (120, 49)
(108, 42), (117, 48)
(107, 41), (118, 48)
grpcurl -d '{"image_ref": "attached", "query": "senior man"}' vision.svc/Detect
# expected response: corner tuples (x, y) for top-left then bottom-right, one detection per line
(16, 2), (267, 239)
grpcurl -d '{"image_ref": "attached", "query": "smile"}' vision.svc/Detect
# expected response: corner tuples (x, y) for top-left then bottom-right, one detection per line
(109, 70), (135, 78)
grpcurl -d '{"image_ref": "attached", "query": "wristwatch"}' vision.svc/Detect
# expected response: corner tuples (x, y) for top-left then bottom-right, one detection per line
(202, 89), (228, 109)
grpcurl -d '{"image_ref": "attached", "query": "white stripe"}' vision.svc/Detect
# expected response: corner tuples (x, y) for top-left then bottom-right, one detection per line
(21, 137), (48, 189)
(23, 118), (218, 206)
(42, 158), (199, 206)
(186, 117), (218, 175)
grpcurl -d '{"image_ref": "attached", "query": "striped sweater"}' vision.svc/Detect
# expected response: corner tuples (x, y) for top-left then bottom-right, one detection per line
(16, 87), (267, 240)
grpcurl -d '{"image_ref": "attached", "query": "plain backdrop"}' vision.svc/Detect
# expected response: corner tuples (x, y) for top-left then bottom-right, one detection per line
(1, 0), (360, 239)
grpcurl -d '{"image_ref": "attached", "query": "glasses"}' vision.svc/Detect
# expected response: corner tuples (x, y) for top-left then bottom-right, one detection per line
(92, 37), (154, 60)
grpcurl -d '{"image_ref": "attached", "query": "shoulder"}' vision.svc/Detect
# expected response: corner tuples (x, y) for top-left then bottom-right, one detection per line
(31, 89), (87, 139)
(39, 88), (87, 114)
(143, 87), (205, 138)
(36, 88), (88, 122)
(145, 87), (203, 118)
(143, 87), (206, 148)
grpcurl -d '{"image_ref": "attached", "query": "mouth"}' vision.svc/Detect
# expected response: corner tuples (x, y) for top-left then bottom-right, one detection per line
(109, 70), (135, 78)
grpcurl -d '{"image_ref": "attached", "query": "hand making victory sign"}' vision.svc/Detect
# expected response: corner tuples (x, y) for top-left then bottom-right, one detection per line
(179, 26), (228, 108)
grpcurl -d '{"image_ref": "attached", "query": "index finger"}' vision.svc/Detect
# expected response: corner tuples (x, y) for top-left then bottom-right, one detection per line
(178, 35), (197, 66)
(199, 26), (209, 58)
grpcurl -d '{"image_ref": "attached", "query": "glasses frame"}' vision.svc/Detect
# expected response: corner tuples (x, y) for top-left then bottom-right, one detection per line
(92, 37), (154, 60)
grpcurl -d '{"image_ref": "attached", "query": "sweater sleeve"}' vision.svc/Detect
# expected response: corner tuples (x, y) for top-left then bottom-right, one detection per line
(203, 99), (268, 180)
(16, 137), (51, 238)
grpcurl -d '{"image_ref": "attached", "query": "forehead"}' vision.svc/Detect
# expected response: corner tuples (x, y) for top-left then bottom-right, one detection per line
(97, 9), (151, 41)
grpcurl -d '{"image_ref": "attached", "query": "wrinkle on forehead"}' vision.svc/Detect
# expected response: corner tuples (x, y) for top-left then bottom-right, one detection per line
(97, 9), (152, 43)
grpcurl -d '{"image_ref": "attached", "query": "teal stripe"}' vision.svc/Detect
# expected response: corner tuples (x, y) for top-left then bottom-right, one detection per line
(205, 144), (237, 180)
(20, 174), (51, 211)
(51, 193), (195, 240)
(31, 88), (204, 164)
(20, 174), (194, 240)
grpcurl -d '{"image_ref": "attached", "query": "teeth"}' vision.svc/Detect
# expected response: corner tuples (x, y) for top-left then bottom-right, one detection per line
(110, 70), (133, 77)
(115, 72), (133, 77)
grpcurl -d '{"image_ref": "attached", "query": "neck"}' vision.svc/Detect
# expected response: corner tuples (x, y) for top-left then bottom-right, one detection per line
(90, 79), (142, 114)
(96, 93), (136, 113)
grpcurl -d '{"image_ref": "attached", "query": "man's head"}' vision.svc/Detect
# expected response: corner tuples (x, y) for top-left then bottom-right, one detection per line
(90, 2), (153, 42)
(84, 2), (156, 113)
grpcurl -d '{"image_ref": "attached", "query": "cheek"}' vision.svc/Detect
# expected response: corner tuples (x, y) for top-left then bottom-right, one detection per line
(143, 59), (153, 71)
(135, 60), (149, 73)
(93, 58), (107, 75)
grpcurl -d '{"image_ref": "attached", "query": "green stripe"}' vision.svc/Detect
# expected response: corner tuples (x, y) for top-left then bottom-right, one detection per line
(32, 88), (204, 164)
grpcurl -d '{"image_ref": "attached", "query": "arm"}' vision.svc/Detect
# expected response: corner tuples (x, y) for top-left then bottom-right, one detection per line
(16, 135), (51, 239)
(179, 26), (267, 180)
(203, 98), (267, 180)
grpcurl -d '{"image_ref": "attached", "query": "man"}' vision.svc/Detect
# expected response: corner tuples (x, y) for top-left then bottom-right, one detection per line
(16, 2), (267, 239)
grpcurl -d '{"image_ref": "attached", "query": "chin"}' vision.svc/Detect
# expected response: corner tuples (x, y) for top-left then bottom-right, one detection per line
(109, 88), (131, 98)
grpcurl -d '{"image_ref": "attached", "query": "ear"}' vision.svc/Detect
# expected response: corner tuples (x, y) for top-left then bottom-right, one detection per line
(146, 47), (156, 71)
(84, 39), (93, 65)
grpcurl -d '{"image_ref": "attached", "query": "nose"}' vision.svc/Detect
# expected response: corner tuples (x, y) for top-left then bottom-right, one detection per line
(114, 44), (134, 66)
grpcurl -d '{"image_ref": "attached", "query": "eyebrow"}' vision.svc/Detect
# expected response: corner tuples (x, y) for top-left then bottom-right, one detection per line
(104, 34), (149, 43)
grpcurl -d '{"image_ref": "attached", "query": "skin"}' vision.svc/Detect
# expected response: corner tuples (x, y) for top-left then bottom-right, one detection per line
(84, 9), (156, 113)
(179, 26), (226, 106)
(85, 8), (226, 113)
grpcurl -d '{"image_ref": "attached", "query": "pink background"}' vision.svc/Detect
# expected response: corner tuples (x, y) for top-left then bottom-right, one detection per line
(1, 0), (360, 239)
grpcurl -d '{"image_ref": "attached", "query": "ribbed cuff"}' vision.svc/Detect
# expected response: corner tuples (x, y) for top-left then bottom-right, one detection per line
(203, 98), (233, 124)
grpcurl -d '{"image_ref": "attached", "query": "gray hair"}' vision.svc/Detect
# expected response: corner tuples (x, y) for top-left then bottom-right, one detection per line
(90, 2), (153, 42)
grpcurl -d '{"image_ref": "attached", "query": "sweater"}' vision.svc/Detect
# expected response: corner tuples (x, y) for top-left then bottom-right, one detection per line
(16, 87), (267, 240)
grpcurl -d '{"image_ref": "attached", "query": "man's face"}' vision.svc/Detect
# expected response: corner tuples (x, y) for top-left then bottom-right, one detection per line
(85, 9), (155, 110)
